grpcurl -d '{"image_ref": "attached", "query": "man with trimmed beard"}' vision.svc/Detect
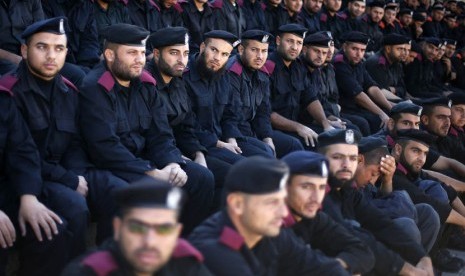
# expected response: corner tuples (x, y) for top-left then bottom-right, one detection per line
(227, 30), (303, 157)
(359, 0), (385, 54)
(447, 93), (465, 146)
(299, 0), (323, 33)
(266, 24), (335, 150)
(189, 156), (349, 275)
(62, 178), (213, 276)
(338, 0), (365, 32)
(145, 26), (231, 212)
(79, 23), (215, 235)
(319, 0), (345, 48)
(318, 129), (434, 275)
(282, 151), (375, 275)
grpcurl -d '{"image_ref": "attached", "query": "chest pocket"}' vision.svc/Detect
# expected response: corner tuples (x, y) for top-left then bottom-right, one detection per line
(215, 90), (229, 106)
(28, 116), (49, 131)
(55, 119), (77, 134)
(116, 119), (130, 133)
(197, 95), (212, 107)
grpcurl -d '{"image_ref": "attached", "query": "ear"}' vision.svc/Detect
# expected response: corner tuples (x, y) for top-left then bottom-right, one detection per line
(113, 217), (122, 240)
(276, 36), (281, 46)
(387, 118), (395, 131)
(393, 143), (402, 157)
(20, 44), (28, 60)
(420, 114), (429, 125)
(104, 48), (115, 62)
(175, 223), (183, 236)
(200, 42), (206, 53)
(358, 154), (365, 164)
(238, 44), (244, 55)
(226, 193), (245, 216)
(153, 48), (160, 61)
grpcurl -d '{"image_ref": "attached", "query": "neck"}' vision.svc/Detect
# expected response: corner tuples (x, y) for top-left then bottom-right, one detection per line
(161, 72), (173, 85)
(97, 0), (109, 10)
(115, 78), (130, 88)
(282, 58), (292, 67)
(193, 0), (204, 11)
(229, 212), (262, 248)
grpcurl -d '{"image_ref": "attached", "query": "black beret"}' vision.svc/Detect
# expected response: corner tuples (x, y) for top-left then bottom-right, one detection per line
(348, 0), (365, 3)
(225, 157), (289, 195)
(342, 31), (370, 45)
(278, 24), (308, 39)
(113, 177), (185, 210)
(318, 129), (362, 148)
(423, 37), (442, 47)
(204, 30), (240, 47)
(149, 27), (189, 49)
(368, 1), (386, 8)
(358, 136), (388, 153)
(410, 40), (422, 53)
(395, 129), (437, 146)
(389, 101), (423, 116)
(103, 23), (149, 47)
(432, 4), (446, 11)
(413, 12), (427, 21)
(383, 33), (411, 46)
(443, 38), (457, 46)
(449, 92), (465, 105)
(21, 16), (68, 40)
(444, 13), (458, 19)
(399, 8), (413, 16)
(241, 30), (273, 43)
(282, 151), (329, 177)
(416, 96), (452, 108)
(385, 4), (397, 10)
(304, 32), (331, 47)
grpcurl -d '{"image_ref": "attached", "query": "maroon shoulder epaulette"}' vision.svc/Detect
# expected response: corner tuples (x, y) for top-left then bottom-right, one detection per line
(237, 0), (244, 7)
(386, 134), (395, 147)
(282, 209), (296, 228)
(211, 0), (223, 9)
(62, 76), (79, 92)
(0, 85), (13, 97)
(259, 64), (272, 76)
(219, 226), (244, 251)
(81, 251), (118, 276)
(456, 53), (462, 59)
(228, 60), (243, 76)
(333, 53), (344, 63)
(426, 16), (432, 22)
(263, 60), (276, 75)
(260, 2), (266, 10)
(416, 53), (423, 62)
(97, 71), (116, 93)
(173, 2), (183, 13)
(379, 21), (386, 29)
(361, 14), (368, 22)
(338, 12), (348, 20)
(378, 55), (387, 66)
(320, 13), (327, 22)
(396, 162), (408, 175)
(449, 126), (459, 137)
(118, 0), (128, 5)
(148, 0), (161, 11)
(0, 75), (19, 92)
(141, 70), (157, 86)
(172, 239), (204, 262)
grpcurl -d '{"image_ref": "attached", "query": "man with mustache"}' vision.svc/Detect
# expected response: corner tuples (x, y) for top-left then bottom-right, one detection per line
(62, 178), (212, 276)
(79, 23), (215, 236)
(282, 151), (375, 275)
(93, 0), (131, 50)
(447, 93), (465, 146)
(318, 129), (434, 275)
(226, 30), (303, 157)
(189, 156), (349, 275)
(145, 26), (231, 213)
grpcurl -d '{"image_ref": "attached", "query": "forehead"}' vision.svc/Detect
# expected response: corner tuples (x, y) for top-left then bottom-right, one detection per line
(244, 40), (269, 50)
(398, 113), (420, 121)
(452, 104), (465, 110)
(291, 174), (327, 185)
(326, 143), (359, 155)
(248, 189), (287, 202)
(124, 207), (177, 223)
(307, 45), (329, 52)
(280, 33), (304, 42)
(28, 32), (67, 45)
(117, 44), (146, 53)
(351, 1), (365, 7)
(346, 42), (367, 49)
(161, 44), (189, 52)
(432, 105), (451, 115)
(371, 7), (384, 12)
(405, 140), (429, 151)
(206, 38), (233, 52)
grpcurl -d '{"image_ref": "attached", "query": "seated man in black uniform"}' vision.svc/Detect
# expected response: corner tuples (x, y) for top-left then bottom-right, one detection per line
(79, 23), (215, 235)
(282, 151), (375, 275)
(189, 157), (350, 275)
(61, 178), (212, 276)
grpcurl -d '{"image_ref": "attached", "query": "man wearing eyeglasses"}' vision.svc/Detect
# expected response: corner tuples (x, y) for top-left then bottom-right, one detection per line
(61, 178), (212, 276)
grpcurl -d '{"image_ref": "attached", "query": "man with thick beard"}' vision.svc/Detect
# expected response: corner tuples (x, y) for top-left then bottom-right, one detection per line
(318, 129), (434, 275)
(79, 23), (215, 235)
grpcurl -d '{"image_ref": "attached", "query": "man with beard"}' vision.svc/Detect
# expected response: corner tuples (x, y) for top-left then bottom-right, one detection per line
(333, 31), (393, 134)
(299, 0), (323, 33)
(93, 0), (131, 49)
(79, 24), (215, 236)
(422, 4), (446, 38)
(365, 33), (409, 101)
(0, 17), (130, 261)
(185, 30), (273, 159)
(319, 0), (345, 49)
(399, 8), (414, 37)
(189, 156), (349, 275)
(282, 151), (375, 275)
(145, 26), (231, 212)
(391, 129), (465, 272)
(62, 178), (213, 276)
(447, 93), (465, 146)
(266, 24), (335, 150)
(318, 129), (434, 276)
(359, 1), (385, 54)
(338, 0), (365, 32)
(227, 30), (303, 157)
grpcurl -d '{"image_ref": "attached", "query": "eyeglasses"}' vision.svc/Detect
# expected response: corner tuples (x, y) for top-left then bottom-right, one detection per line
(125, 219), (179, 236)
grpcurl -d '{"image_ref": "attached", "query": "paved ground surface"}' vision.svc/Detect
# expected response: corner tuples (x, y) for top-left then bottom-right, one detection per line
(442, 249), (465, 276)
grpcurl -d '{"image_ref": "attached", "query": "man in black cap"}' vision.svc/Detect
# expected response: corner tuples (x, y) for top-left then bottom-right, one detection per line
(183, 30), (250, 164)
(211, 0), (247, 38)
(451, 46), (465, 90)
(448, 92), (465, 146)
(319, 0), (345, 49)
(79, 23), (215, 236)
(338, 0), (365, 32)
(299, 0), (323, 33)
(0, 17), (129, 259)
(93, 0), (131, 49)
(365, 33), (410, 100)
(189, 156), (349, 275)
(333, 31), (394, 134)
(282, 151), (375, 275)
(62, 178), (212, 276)
(380, 5), (403, 35)
(399, 8), (414, 37)
(145, 26), (230, 212)
(228, 30), (304, 157)
(318, 129), (434, 275)
(0, 79), (68, 276)
(422, 4), (446, 37)
(359, 0), (385, 54)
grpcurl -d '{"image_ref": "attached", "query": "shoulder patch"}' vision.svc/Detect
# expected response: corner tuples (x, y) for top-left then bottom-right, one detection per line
(260, 2), (266, 10)
(211, 0), (223, 9)
(338, 12), (348, 20)
(173, 2), (183, 13)
(228, 60), (243, 76)
(98, 71), (115, 92)
(172, 239), (204, 262)
(361, 14), (368, 22)
(0, 85), (13, 97)
(379, 21), (386, 29)
(62, 77), (78, 92)
(426, 16), (432, 22)
(333, 54), (344, 63)
(148, 0), (161, 11)
(263, 60), (276, 75)
(237, 0), (244, 7)
(141, 70), (157, 86)
(416, 53), (423, 62)
(386, 134), (395, 147)
(0, 75), (19, 92)
(320, 13), (327, 22)
(118, 0), (128, 5)
(449, 126), (459, 137)
(396, 162), (408, 175)
(219, 226), (244, 251)
(378, 55), (387, 66)
(282, 210), (296, 228)
(81, 251), (118, 276)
